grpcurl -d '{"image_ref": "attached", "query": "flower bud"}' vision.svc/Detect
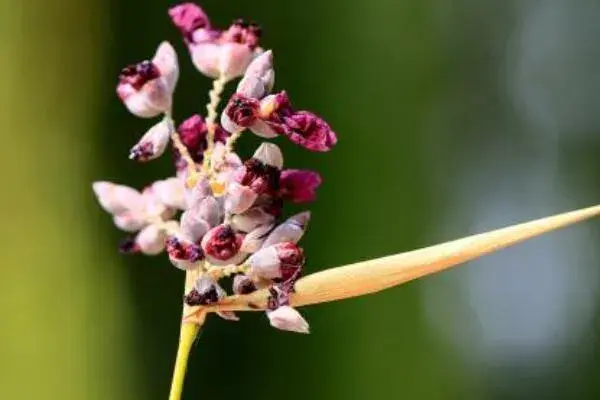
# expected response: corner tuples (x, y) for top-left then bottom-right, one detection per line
(224, 182), (258, 214)
(267, 306), (310, 334)
(279, 169), (322, 203)
(152, 177), (187, 210)
(201, 224), (244, 264)
(92, 181), (143, 215)
(135, 224), (166, 255)
(179, 209), (211, 242)
(261, 211), (310, 248)
(252, 142), (283, 170)
(113, 212), (146, 232)
(237, 50), (274, 99)
(247, 242), (304, 281)
(184, 276), (225, 306)
(240, 223), (274, 253)
(166, 236), (204, 270)
(117, 42), (179, 118)
(184, 175), (212, 209)
(232, 274), (257, 295)
(230, 207), (275, 232)
(129, 119), (171, 162)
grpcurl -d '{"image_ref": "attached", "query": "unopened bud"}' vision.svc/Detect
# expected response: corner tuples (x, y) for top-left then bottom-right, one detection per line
(267, 306), (310, 334)
(129, 119), (171, 162)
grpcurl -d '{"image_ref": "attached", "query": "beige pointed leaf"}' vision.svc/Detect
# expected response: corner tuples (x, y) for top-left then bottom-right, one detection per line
(184, 204), (600, 319)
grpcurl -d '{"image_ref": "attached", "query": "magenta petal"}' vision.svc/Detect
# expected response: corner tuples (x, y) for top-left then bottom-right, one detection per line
(169, 3), (211, 39)
(279, 169), (322, 203)
(282, 112), (337, 152)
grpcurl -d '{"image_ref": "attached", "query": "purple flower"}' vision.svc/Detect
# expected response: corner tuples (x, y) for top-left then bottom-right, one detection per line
(261, 92), (337, 152)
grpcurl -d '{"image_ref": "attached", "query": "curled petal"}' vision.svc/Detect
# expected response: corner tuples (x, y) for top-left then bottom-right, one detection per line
(248, 119), (278, 138)
(261, 211), (310, 248)
(237, 50), (274, 99)
(129, 119), (171, 162)
(225, 182), (258, 214)
(267, 306), (310, 334)
(279, 170), (322, 203)
(219, 42), (256, 81)
(169, 3), (211, 39)
(92, 181), (143, 215)
(282, 112), (337, 152)
(152, 41), (179, 94)
(135, 224), (166, 255)
(117, 43), (178, 118)
(190, 42), (222, 78)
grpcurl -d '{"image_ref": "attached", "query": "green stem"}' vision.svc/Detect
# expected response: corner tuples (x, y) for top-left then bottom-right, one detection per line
(168, 323), (200, 400)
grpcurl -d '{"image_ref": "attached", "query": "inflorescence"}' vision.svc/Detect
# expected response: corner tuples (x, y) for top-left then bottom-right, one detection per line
(93, 2), (337, 334)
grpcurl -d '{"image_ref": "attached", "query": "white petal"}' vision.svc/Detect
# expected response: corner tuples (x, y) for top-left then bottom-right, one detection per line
(236, 50), (274, 98)
(248, 119), (278, 139)
(121, 90), (164, 118)
(247, 245), (281, 279)
(267, 306), (310, 334)
(220, 111), (244, 134)
(261, 211), (310, 248)
(240, 223), (275, 253)
(153, 41), (179, 93)
(153, 177), (187, 210)
(230, 207), (275, 232)
(136, 224), (166, 255)
(180, 210), (211, 242)
(252, 142), (283, 169)
(93, 181), (143, 214)
(224, 183), (258, 214)
(113, 212), (147, 232)
(130, 119), (171, 162)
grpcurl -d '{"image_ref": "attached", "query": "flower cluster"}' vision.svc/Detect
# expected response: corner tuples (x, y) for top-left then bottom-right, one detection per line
(94, 2), (337, 334)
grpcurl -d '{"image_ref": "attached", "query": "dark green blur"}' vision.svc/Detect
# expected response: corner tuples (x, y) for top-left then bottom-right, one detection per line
(1, 0), (600, 399)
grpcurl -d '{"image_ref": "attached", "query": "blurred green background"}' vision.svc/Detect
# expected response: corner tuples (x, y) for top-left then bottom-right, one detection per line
(2, 0), (600, 399)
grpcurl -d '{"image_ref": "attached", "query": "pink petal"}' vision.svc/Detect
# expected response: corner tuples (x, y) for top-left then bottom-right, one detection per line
(92, 181), (143, 214)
